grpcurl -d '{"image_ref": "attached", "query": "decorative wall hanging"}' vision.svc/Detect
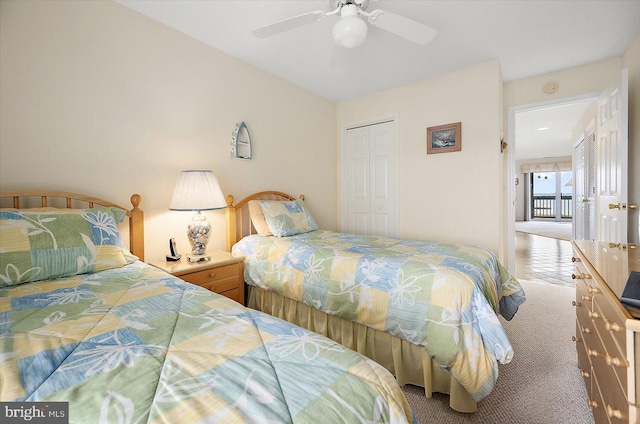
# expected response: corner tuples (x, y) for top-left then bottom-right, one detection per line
(426, 122), (462, 154)
(231, 121), (252, 159)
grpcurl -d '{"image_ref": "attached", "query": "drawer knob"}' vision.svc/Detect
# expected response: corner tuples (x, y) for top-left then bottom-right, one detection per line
(580, 370), (590, 378)
(573, 273), (592, 280)
(588, 398), (600, 409)
(587, 286), (600, 294)
(606, 405), (625, 420)
(587, 311), (600, 320)
(587, 348), (601, 357)
(605, 320), (621, 332)
(605, 355), (625, 368)
(572, 301), (581, 307)
(580, 326), (591, 334)
(209, 272), (217, 278)
(572, 336), (581, 343)
(572, 257), (581, 262)
(581, 294), (592, 301)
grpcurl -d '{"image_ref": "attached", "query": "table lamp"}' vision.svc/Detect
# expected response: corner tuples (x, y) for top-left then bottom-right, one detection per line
(169, 170), (226, 262)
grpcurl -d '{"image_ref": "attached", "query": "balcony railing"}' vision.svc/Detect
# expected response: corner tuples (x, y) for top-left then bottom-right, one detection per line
(532, 195), (573, 219)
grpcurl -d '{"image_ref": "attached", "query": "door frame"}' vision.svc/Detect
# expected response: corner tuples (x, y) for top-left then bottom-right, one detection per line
(506, 93), (597, 272)
(340, 113), (400, 234)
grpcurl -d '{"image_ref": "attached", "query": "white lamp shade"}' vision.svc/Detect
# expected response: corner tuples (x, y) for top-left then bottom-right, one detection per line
(169, 170), (227, 211)
(333, 16), (368, 48)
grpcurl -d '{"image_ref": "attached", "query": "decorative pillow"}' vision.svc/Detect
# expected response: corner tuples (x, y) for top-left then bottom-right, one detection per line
(260, 199), (318, 237)
(0, 207), (137, 286)
(248, 200), (273, 236)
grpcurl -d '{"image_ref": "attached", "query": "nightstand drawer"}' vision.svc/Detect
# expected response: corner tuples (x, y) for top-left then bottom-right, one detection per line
(181, 263), (242, 286)
(149, 252), (245, 305)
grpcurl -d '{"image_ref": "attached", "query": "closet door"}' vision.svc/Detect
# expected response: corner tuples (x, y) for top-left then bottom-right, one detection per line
(344, 121), (397, 237)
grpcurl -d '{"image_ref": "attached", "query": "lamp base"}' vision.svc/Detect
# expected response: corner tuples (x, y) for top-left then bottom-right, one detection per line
(187, 253), (211, 263)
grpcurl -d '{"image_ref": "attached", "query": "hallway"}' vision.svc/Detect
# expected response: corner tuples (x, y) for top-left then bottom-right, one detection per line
(515, 231), (575, 287)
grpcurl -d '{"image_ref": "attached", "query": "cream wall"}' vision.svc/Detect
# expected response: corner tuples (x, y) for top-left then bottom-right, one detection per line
(0, 0), (337, 261)
(337, 61), (504, 254)
(622, 32), (640, 244)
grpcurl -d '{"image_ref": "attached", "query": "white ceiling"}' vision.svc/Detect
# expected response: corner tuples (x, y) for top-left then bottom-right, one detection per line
(116, 0), (640, 103)
(115, 1), (637, 161)
(514, 100), (594, 161)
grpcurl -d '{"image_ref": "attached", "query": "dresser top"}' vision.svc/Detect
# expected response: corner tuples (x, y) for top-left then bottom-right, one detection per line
(573, 241), (640, 317)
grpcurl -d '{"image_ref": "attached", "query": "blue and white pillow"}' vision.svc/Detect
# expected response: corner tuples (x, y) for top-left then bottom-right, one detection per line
(260, 200), (318, 237)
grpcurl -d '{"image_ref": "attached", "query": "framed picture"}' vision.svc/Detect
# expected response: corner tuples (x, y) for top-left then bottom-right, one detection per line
(426, 122), (462, 154)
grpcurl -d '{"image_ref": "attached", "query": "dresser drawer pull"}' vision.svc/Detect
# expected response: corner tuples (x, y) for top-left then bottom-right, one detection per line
(572, 336), (581, 343)
(209, 272), (217, 278)
(580, 370), (590, 378)
(587, 286), (599, 294)
(580, 294), (592, 301)
(573, 273), (592, 280)
(587, 311), (600, 320)
(605, 355), (625, 368)
(587, 348), (601, 357)
(588, 399), (600, 409)
(604, 320), (621, 332)
(572, 257), (581, 262)
(580, 326), (591, 334)
(606, 405), (625, 420)
(572, 301), (581, 307)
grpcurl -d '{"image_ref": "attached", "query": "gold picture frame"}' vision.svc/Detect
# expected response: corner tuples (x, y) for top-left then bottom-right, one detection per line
(426, 122), (462, 154)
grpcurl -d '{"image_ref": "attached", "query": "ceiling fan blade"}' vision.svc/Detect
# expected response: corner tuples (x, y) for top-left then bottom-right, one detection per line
(252, 10), (326, 38)
(369, 10), (437, 45)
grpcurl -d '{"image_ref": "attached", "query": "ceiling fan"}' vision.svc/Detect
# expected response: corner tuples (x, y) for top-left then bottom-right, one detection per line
(252, 0), (437, 49)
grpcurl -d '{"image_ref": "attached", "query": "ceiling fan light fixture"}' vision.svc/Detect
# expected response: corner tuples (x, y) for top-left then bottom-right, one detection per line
(333, 16), (367, 48)
(332, 4), (368, 48)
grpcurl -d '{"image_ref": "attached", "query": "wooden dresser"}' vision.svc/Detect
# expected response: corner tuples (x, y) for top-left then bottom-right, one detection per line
(572, 241), (640, 423)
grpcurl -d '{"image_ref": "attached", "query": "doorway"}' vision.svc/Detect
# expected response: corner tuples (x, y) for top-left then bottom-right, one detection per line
(530, 170), (573, 221)
(507, 95), (597, 283)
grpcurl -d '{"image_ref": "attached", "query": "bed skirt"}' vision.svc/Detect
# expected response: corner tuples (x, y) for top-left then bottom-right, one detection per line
(247, 286), (477, 413)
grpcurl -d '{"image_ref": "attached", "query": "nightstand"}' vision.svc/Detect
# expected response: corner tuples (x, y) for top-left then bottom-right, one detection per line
(150, 251), (245, 304)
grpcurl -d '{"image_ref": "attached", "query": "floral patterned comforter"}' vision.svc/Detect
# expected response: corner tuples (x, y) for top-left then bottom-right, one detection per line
(0, 261), (413, 423)
(232, 230), (526, 401)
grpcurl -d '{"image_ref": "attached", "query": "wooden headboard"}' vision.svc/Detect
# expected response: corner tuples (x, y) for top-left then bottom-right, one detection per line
(0, 190), (145, 261)
(225, 191), (303, 251)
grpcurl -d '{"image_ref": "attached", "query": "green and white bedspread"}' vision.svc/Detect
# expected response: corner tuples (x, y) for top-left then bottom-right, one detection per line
(232, 230), (526, 401)
(1, 261), (414, 423)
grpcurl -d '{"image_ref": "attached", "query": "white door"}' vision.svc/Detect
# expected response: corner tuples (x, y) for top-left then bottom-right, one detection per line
(344, 121), (397, 237)
(573, 124), (597, 241)
(573, 139), (586, 240)
(596, 69), (628, 244)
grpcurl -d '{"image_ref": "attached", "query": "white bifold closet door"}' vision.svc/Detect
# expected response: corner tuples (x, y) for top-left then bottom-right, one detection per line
(344, 121), (397, 237)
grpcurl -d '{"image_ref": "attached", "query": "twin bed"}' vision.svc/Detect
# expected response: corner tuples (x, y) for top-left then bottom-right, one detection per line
(1, 188), (525, 421)
(0, 191), (414, 423)
(226, 191), (526, 413)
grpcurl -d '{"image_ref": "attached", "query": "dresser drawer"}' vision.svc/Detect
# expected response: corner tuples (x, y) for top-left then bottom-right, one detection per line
(592, 299), (629, 394)
(576, 321), (593, 400)
(588, 327), (629, 422)
(590, 371), (610, 424)
(592, 293), (627, 360)
(180, 264), (242, 293)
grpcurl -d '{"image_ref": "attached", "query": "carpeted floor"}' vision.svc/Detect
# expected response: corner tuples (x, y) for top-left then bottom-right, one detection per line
(515, 221), (572, 241)
(402, 279), (594, 423)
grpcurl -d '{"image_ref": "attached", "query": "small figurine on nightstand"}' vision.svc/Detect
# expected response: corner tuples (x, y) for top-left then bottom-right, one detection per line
(166, 238), (182, 262)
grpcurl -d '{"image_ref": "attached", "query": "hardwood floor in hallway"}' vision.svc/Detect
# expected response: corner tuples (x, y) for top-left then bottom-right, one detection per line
(515, 231), (575, 287)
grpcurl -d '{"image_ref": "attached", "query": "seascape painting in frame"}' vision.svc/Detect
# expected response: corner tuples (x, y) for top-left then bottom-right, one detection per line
(427, 122), (462, 154)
